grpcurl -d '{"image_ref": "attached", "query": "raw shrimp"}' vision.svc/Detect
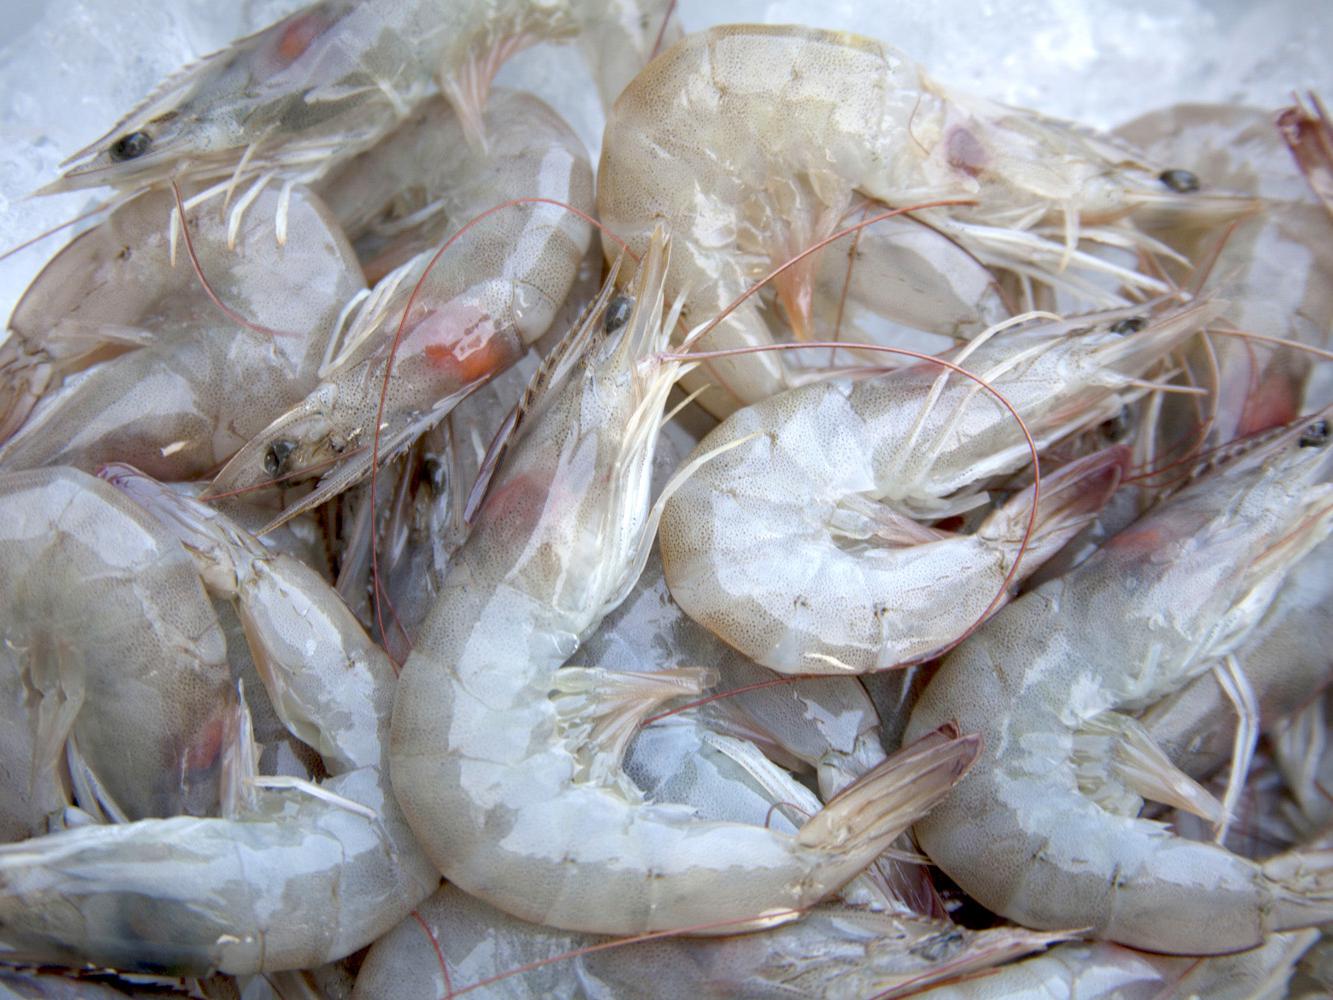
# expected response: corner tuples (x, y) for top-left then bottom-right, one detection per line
(351, 883), (1062, 1000)
(0, 184), (363, 480)
(41, 0), (672, 203)
(1139, 537), (1333, 784)
(209, 89), (593, 525)
(598, 24), (1247, 411)
(0, 467), (231, 834)
(904, 934), (1318, 1000)
(390, 231), (978, 935)
(658, 303), (1214, 674)
(0, 467), (437, 975)
(1116, 103), (1333, 449)
(904, 417), (1333, 954)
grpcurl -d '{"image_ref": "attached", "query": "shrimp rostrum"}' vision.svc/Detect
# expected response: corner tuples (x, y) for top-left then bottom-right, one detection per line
(390, 229), (980, 936)
(905, 416), (1333, 954)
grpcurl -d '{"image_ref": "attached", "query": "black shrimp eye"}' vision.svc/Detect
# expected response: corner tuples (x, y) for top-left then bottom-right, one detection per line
(1158, 168), (1200, 193)
(108, 131), (152, 162)
(1109, 316), (1147, 335)
(605, 295), (634, 333)
(263, 438), (298, 476)
(1099, 408), (1131, 442)
(1298, 419), (1329, 448)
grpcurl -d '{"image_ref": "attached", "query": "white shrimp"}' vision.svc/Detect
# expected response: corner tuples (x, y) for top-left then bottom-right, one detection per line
(904, 416), (1333, 953)
(42, 0), (675, 203)
(0, 467), (232, 834)
(209, 89), (593, 527)
(658, 303), (1214, 674)
(390, 230), (978, 935)
(0, 468), (437, 975)
(598, 24), (1249, 412)
(351, 882), (1063, 1000)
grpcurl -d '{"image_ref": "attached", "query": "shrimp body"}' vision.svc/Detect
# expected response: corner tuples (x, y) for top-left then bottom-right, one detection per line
(0, 468), (230, 833)
(659, 306), (1207, 675)
(0, 468), (437, 975)
(209, 90), (592, 524)
(598, 25), (1238, 410)
(390, 232), (978, 935)
(904, 419), (1333, 953)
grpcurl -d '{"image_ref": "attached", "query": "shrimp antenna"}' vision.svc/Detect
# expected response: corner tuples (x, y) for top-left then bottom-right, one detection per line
(167, 179), (298, 339)
(0, 199), (119, 263)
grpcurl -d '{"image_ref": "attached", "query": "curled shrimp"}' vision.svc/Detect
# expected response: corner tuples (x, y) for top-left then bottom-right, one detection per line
(598, 24), (1250, 412)
(390, 229), (979, 935)
(0, 467), (437, 975)
(904, 416), (1333, 954)
(657, 303), (1214, 674)
(209, 90), (593, 526)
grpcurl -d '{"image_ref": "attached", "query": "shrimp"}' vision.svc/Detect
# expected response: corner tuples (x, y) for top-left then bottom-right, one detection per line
(389, 230), (979, 935)
(657, 302), (1214, 675)
(351, 883), (1064, 1000)
(903, 416), (1333, 954)
(209, 89), (593, 526)
(0, 467), (231, 834)
(0, 184), (364, 480)
(0, 467), (437, 976)
(1116, 103), (1333, 451)
(598, 24), (1250, 412)
(39, 0), (672, 211)
(903, 934), (1318, 999)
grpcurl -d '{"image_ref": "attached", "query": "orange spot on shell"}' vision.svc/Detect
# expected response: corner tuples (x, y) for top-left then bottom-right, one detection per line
(276, 13), (327, 64)
(423, 334), (516, 384)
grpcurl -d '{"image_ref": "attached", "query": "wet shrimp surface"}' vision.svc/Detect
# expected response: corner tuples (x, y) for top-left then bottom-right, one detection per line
(0, 2), (1330, 997)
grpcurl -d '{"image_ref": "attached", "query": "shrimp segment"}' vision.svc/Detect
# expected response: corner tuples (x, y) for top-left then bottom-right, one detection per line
(390, 231), (979, 935)
(904, 418), (1333, 953)
(598, 24), (1249, 411)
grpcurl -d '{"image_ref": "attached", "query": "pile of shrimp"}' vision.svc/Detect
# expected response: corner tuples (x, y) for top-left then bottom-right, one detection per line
(1, 2), (1332, 997)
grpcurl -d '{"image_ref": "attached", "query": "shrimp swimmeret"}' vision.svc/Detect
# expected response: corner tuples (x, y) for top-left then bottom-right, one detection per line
(390, 229), (980, 935)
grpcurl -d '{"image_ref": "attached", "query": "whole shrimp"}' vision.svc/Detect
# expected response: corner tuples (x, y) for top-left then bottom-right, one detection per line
(0, 467), (232, 835)
(390, 231), (978, 935)
(904, 416), (1333, 954)
(598, 24), (1247, 412)
(0, 467), (437, 975)
(40, 0), (673, 210)
(351, 882), (1063, 1000)
(0, 184), (364, 479)
(658, 304), (1212, 674)
(209, 89), (593, 525)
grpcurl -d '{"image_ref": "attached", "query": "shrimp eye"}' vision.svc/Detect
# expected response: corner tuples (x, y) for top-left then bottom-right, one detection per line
(1099, 408), (1132, 442)
(605, 295), (634, 333)
(264, 438), (298, 476)
(1298, 419), (1329, 447)
(1109, 316), (1146, 335)
(1158, 169), (1199, 193)
(109, 131), (152, 162)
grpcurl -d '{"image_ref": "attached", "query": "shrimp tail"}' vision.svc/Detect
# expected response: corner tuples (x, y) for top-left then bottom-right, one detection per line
(977, 444), (1130, 568)
(1277, 92), (1333, 220)
(796, 725), (979, 870)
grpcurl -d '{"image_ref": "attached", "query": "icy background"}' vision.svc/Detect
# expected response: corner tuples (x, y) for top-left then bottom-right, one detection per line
(1, 0), (1329, 323)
